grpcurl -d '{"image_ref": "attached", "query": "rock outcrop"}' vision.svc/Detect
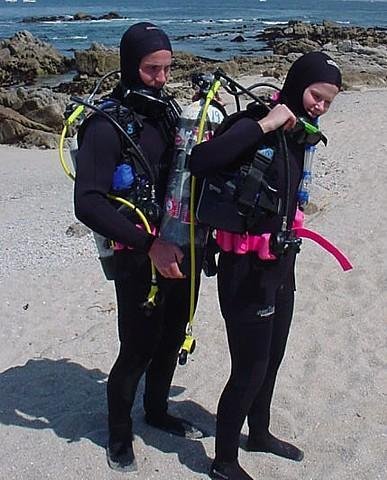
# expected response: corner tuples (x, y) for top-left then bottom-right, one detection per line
(22, 11), (123, 24)
(255, 20), (387, 88)
(0, 31), (72, 87)
(258, 20), (387, 52)
(74, 42), (120, 76)
(1, 21), (387, 148)
(0, 88), (70, 148)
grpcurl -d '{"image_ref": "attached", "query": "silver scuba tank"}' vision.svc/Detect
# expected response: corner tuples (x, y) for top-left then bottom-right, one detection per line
(159, 99), (224, 276)
(70, 135), (116, 281)
(92, 232), (116, 280)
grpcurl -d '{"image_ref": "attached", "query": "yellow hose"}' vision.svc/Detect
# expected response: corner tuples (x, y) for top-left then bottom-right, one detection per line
(107, 194), (158, 294)
(58, 104), (158, 304)
(184, 80), (222, 349)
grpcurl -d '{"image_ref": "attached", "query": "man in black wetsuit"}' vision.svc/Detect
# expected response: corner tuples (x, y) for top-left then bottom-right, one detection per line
(74, 22), (204, 472)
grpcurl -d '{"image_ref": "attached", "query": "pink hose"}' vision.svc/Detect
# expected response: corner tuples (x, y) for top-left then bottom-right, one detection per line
(292, 227), (353, 271)
(216, 209), (353, 271)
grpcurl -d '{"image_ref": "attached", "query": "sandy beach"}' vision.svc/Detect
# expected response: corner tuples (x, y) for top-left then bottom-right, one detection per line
(0, 85), (386, 480)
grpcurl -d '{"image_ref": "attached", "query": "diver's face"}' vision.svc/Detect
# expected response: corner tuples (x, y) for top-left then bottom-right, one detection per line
(139, 50), (172, 89)
(303, 82), (339, 118)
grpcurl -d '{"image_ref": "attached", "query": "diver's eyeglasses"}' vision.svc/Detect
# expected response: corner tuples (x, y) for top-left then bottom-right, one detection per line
(289, 118), (328, 146)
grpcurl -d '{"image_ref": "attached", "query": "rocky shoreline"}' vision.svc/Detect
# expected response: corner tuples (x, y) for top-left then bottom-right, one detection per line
(1, 20), (386, 148)
(21, 11), (124, 25)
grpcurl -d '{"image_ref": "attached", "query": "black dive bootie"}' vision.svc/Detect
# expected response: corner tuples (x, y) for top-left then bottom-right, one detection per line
(246, 431), (304, 461)
(145, 412), (208, 439)
(209, 460), (254, 480)
(106, 437), (137, 472)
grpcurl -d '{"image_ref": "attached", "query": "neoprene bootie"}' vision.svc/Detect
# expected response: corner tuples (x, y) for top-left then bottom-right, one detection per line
(246, 431), (304, 461)
(106, 437), (137, 472)
(145, 412), (208, 439)
(209, 460), (254, 480)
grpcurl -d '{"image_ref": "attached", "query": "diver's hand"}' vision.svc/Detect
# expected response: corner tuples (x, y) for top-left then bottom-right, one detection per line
(148, 238), (185, 279)
(258, 104), (297, 133)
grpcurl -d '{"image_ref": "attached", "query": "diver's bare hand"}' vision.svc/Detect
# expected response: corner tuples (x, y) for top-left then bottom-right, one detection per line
(148, 238), (185, 279)
(258, 104), (297, 133)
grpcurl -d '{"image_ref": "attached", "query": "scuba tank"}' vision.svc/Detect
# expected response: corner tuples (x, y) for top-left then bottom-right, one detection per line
(61, 99), (117, 281)
(293, 117), (322, 210)
(159, 97), (224, 276)
(298, 144), (316, 209)
(159, 75), (225, 366)
(93, 232), (115, 280)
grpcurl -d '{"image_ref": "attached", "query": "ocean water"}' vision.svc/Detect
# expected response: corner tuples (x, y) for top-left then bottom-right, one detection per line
(1, 0), (387, 59)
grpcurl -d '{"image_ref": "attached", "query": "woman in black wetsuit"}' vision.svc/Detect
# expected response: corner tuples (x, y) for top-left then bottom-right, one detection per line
(74, 23), (205, 473)
(190, 52), (342, 480)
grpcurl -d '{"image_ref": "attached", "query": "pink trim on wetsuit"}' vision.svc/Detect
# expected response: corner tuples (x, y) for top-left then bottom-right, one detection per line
(216, 209), (353, 271)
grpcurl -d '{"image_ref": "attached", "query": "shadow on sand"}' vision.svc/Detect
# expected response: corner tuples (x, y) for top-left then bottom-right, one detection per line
(0, 357), (215, 475)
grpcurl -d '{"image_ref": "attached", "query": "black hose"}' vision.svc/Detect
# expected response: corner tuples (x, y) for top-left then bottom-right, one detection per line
(87, 69), (120, 101)
(277, 130), (290, 230)
(224, 82), (281, 99)
(214, 69), (270, 112)
(70, 96), (156, 185)
(245, 82), (281, 92)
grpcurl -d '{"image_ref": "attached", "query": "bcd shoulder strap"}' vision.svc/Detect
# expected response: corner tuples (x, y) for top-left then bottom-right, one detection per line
(237, 149), (274, 215)
(77, 99), (151, 178)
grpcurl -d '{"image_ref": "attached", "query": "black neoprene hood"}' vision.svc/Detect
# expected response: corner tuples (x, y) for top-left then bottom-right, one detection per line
(120, 22), (172, 90)
(280, 51), (342, 118)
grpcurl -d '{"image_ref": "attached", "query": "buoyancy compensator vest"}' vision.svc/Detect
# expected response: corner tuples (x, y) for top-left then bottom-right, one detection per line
(78, 91), (179, 225)
(70, 87), (181, 281)
(59, 75), (181, 315)
(195, 102), (282, 234)
(72, 98), (160, 280)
